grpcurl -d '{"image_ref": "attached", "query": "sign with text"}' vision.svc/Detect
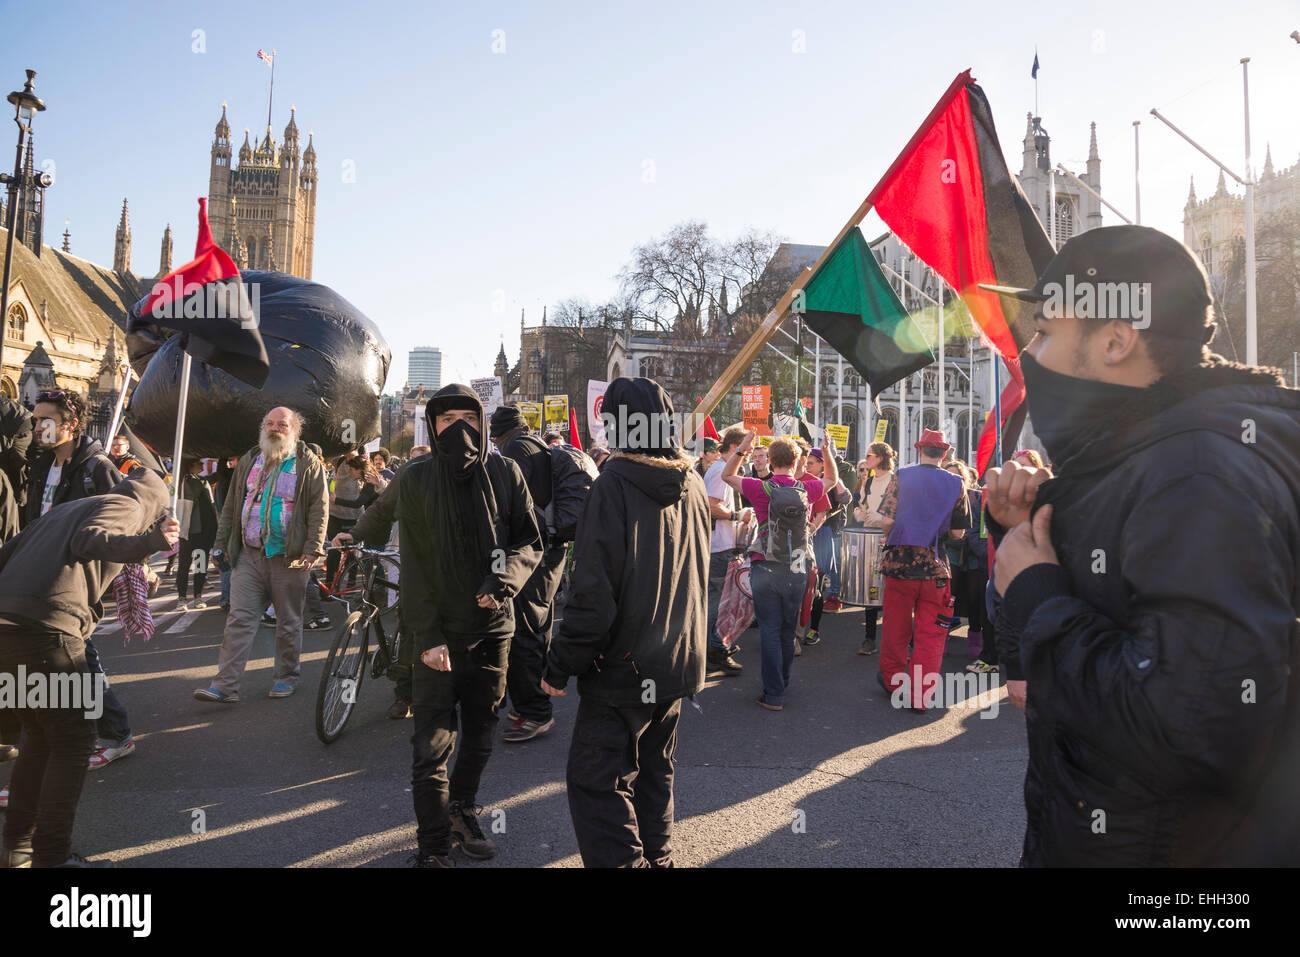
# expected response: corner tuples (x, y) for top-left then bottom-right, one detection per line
(470, 377), (504, 416)
(587, 380), (608, 447)
(741, 385), (771, 435)
(874, 418), (889, 443)
(544, 394), (570, 426)
(518, 401), (543, 430)
(824, 423), (849, 450)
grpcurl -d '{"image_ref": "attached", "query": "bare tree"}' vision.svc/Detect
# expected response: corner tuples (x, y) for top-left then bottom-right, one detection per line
(1220, 208), (1300, 371)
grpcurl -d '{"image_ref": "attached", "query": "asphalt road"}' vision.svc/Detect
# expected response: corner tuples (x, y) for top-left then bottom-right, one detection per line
(1, 564), (1028, 868)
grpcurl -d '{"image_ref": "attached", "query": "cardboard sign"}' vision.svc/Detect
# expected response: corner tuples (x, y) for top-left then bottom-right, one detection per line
(413, 403), (429, 447)
(741, 385), (771, 435)
(544, 394), (570, 426)
(518, 401), (543, 430)
(873, 418), (889, 443)
(470, 377), (504, 416)
(825, 423), (849, 450)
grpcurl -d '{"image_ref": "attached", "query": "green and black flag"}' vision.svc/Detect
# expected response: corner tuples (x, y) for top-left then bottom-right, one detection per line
(797, 226), (933, 397)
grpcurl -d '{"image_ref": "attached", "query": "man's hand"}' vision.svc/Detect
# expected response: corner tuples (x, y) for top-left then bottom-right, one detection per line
(1006, 679), (1027, 710)
(160, 517), (181, 548)
(476, 593), (500, 610)
(541, 679), (567, 697)
(738, 506), (753, 525)
(298, 554), (321, 570)
(331, 531), (354, 549)
(422, 645), (451, 672)
(993, 505), (1058, 594)
(737, 429), (756, 454)
(984, 461), (1051, 528)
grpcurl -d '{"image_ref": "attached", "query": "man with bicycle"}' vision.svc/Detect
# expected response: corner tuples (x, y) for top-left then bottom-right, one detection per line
(195, 407), (329, 703)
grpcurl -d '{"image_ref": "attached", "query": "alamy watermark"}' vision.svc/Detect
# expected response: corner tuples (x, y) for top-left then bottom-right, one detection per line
(1041, 273), (1151, 329)
(0, 666), (105, 720)
(887, 666), (1003, 717)
(146, 275), (259, 329)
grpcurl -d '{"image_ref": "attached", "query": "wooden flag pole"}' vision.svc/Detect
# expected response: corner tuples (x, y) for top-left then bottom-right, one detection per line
(686, 70), (974, 438)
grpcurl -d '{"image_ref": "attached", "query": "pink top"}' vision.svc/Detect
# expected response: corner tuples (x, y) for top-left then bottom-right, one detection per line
(739, 475), (826, 561)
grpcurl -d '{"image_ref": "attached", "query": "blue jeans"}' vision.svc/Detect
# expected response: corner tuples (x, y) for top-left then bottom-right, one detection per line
(813, 525), (841, 597)
(705, 550), (737, 651)
(83, 638), (131, 746)
(748, 561), (805, 705)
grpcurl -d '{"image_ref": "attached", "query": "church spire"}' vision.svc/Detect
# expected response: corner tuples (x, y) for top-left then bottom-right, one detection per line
(113, 199), (131, 274)
(158, 223), (173, 277)
(1262, 143), (1274, 181)
(1187, 175), (1197, 206)
(1214, 168), (1228, 197)
(61, 220), (70, 253)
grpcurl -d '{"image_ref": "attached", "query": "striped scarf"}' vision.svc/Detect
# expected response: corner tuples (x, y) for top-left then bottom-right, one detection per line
(112, 563), (155, 644)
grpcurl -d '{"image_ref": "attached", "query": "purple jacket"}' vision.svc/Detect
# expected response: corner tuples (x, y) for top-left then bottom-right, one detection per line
(885, 465), (963, 556)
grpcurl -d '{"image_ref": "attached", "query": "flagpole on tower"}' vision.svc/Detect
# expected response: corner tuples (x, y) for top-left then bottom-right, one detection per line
(266, 49), (276, 131)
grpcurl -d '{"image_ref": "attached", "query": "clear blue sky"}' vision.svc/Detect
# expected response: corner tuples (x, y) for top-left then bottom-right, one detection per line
(6, 0), (1299, 391)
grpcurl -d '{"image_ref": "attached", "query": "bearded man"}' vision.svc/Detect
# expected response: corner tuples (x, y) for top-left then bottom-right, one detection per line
(194, 407), (329, 703)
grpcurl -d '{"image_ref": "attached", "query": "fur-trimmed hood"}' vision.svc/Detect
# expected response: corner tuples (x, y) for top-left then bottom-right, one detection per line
(605, 448), (694, 506)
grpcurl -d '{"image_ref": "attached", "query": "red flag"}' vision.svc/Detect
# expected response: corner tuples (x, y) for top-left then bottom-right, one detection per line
(568, 407), (583, 451)
(129, 198), (269, 388)
(867, 71), (1054, 474)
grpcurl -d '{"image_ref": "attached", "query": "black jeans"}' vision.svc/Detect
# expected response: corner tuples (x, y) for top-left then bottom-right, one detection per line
(566, 696), (682, 868)
(177, 536), (215, 602)
(0, 627), (98, 866)
(409, 636), (508, 857)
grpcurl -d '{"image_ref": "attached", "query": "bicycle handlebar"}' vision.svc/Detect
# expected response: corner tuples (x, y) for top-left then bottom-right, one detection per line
(325, 544), (399, 558)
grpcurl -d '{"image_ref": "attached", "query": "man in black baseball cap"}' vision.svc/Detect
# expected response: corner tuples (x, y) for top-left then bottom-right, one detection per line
(979, 224), (1300, 865)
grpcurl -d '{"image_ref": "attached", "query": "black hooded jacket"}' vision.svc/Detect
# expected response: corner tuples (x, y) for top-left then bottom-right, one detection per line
(0, 470), (173, 638)
(990, 360), (1300, 865)
(396, 384), (541, 651)
(544, 377), (710, 706)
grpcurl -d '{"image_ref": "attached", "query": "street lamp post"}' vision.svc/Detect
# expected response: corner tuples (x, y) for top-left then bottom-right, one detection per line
(0, 69), (48, 388)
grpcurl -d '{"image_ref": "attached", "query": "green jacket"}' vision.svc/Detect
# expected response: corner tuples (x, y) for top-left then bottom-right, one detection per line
(214, 441), (329, 568)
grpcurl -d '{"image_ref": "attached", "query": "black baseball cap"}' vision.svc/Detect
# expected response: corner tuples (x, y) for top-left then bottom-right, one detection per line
(980, 225), (1215, 343)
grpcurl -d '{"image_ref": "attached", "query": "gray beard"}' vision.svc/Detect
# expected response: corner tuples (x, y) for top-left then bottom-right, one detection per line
(259, 433), (294, 463)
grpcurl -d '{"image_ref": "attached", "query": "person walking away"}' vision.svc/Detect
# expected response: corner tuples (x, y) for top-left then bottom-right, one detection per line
(399, 385), (541, 867)
(876, 429), (970, 711)
(542, 377), (708, 867)
(722, 432), (844, 710)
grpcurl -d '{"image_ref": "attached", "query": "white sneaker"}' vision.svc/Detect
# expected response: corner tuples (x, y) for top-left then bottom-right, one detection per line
(191, 600), (207, 610)
(176, 601), (190, 613)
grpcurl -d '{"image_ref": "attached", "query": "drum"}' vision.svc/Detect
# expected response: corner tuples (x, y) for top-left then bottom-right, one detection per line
(839, 528), (885, 608)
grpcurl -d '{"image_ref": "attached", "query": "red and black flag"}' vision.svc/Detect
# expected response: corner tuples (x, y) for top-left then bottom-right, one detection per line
(129, 198), (270, 389)
(866, 70), (1055, 474)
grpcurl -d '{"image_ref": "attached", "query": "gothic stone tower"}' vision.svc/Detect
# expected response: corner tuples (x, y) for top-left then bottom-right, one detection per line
(206, 103), (318, 278)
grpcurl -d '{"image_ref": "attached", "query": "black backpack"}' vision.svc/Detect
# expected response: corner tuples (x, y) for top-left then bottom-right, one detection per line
(545, 444), (598, 542)
(757, 480), (810, 565)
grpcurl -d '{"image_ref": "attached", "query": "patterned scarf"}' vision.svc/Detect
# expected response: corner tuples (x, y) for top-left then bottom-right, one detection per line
(242, 452), (297, 548)
(112, 563), (155, 644)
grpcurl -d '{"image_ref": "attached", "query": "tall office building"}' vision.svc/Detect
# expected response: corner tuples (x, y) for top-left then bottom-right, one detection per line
(407, 346), (442, 391)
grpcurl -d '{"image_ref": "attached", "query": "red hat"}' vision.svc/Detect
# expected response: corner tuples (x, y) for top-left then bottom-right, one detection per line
(914, 428), (951, 450)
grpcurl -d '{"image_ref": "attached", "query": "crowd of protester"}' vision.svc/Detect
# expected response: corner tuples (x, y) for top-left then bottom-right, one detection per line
(1, 225), (1298, 869)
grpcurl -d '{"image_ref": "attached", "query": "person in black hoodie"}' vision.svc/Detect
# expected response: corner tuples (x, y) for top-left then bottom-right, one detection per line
(542, 376), (709, 868)
(0, 471), (179, 867)
(398, 384), (541, 867)
(23, 389), (136, 770)
(489, 404), (570, 744)
(982, 225), (1300, 865)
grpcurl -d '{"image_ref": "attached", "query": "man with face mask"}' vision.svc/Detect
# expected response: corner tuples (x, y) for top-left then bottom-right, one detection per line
(980, 225), (1300, 866)
(399, 385), (541, 867)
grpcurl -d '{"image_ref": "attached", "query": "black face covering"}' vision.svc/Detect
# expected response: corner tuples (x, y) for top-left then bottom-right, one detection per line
(435, 419), (481, 479)
(1020, 352), (1147, 468)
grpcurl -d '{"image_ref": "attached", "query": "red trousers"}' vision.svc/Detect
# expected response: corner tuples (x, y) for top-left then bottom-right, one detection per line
(879, 576), (953, 709)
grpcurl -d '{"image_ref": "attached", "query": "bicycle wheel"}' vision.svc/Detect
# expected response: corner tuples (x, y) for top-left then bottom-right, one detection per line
(315, 609), (370, 744)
